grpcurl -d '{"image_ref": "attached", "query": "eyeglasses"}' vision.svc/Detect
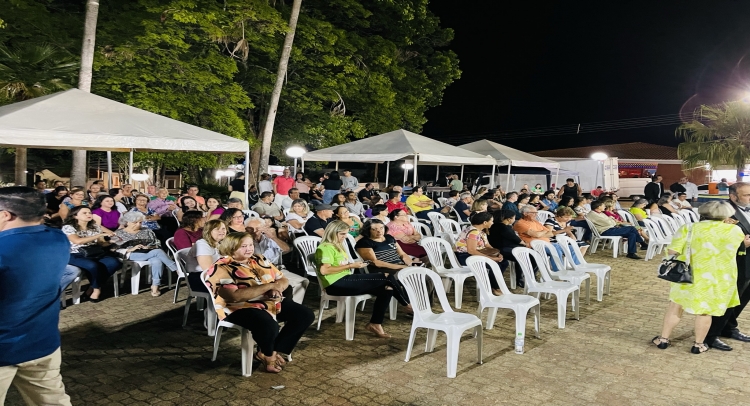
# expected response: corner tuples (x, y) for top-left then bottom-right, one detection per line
(232, 215), (245, 219)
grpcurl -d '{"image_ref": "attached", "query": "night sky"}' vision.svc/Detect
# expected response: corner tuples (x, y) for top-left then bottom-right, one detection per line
(423, 1), (750, 151)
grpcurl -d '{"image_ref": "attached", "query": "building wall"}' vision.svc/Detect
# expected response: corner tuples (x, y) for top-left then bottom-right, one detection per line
(657, 164), (708, 186)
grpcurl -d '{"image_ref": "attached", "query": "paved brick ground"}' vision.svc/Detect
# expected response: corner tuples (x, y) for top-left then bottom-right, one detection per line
(6, 248), (750, 405)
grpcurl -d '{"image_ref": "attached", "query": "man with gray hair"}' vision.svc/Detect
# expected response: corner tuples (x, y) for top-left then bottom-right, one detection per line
(452, 192), (473, 222)
(706, 182), (750, 351)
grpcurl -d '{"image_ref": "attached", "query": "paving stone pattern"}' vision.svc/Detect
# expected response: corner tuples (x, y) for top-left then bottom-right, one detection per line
(6, 250), (750, 405)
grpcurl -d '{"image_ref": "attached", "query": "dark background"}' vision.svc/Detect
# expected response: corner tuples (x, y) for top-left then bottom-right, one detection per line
(423, 1), (750, 150)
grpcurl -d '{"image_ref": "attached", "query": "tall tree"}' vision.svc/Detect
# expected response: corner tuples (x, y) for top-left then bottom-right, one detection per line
(258, 0), (302, 175)
(676, 101), (750, 178)
(71, 0), (101, 187)
(0, 44), (79, 185)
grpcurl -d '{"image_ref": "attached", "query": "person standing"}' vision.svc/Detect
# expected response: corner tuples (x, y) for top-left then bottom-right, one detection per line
(228, 172), (247, 207)
(341, 170), (359, 191)
(557, 178), (582, 200)
(272, 168), (296, 206)
(644, 174), (664, 203)
(0, 187), (72, 405)
(705, 183), (750, 351)
(682, 177), (699, 202)
(652, 201), (746, 354)
(449, 174), (463, 192)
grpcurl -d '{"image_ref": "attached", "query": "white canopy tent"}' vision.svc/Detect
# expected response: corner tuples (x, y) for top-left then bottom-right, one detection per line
(301, 129), (496, 186)
(459, 139), (561, 189)
(0, 89), (250, 196)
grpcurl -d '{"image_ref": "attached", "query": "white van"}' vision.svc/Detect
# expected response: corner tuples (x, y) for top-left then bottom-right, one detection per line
(618, 178), (650, 200)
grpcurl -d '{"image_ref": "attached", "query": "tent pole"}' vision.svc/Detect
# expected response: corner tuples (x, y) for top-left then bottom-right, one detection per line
(128, 149), (133, 187)
(413, 155), (418, 186)
(506, 164), (511, 191)
(106, 151), (113, 188)
(460, 165), (464, 181)
(335, 161), (339, 171)
(245, 148), (250, 205)
(385, 161), (390, 188)
(403, 161), (408, 185)
(436, 165), (440, 182)
(490, 165), (495, 188)
(554, 166), (560, 190)
(301, 157), (304, 173)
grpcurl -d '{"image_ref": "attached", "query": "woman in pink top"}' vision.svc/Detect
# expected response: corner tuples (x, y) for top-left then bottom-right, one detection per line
(386, 208), (427, 259)
(295, 172), (312, 201)
(91, 195), (121, 231)
(206, 197), (225, 221)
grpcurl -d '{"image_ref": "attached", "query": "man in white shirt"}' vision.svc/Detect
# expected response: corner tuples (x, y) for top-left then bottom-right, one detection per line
(343, 191), (365, 217)
(682, 177), (700, 202)
(341, 170), (359, 191)
(280, 188), (300, 211)
(252, 192), (284, 221)
(675, 193), (693, 209)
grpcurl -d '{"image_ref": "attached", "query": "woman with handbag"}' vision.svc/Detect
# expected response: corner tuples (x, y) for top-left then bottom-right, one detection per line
(454, 212), (505, 296)
(652, 201), (747, 354)
(113, 211), (178, 297)
(63, 206), (123, 302)
(205, 232), (314, 373)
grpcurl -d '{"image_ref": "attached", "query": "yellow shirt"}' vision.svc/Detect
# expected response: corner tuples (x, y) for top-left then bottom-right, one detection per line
(629, 207), (648, 220)
(406, 194), (432, 214)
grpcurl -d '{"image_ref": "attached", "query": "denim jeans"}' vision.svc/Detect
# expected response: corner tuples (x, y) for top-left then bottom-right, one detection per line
(544, 243), (581, 272)
(59, 265), (80, 292)
(322, 189), (338, 204)
(128, 249), (177, 286)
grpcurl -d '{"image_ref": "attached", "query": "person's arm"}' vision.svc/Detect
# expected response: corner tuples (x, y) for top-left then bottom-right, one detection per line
(319, 260), (366, 275)
(357, 247), (405, 270)
(466, 233), (503, 262)
(287, 218), (303, 230)
(264, 228), (290, 253)
(66, 231), (107, 245)
(272, 180), (278, 194)
(219, 277), (288, 302)
(197, 255), (215, 272)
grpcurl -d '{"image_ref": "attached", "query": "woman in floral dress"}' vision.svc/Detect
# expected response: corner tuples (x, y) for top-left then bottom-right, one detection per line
(652, 201), (747, 354)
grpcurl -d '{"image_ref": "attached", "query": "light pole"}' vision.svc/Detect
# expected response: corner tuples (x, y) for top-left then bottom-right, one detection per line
(286, 146), (306, 178)
(591, 152), (608, 191)
(401, 163), (413, 185)
(131, 173), (149, 193)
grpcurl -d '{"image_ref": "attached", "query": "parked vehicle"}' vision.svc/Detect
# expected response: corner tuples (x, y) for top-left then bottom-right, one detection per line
(617, 178), (650, 200)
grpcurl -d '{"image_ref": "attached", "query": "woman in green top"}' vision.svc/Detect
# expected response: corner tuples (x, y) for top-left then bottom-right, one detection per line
(334, 206), (363, 240)
(652, 201), (747, 354)
(629, 198), (649, 226)
(314, 220), (408, 338)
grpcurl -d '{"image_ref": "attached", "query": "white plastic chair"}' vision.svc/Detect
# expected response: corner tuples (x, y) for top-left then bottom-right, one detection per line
(535, 210), (554, 224)
(166, 237), (182, 301)
(378, 192), (389, 202)
(661, 215), (679, 234)
(121, 260), (152, 295)
(242, 209), (260, 219)
(450, 206), (470, 226)
(411, 221), (432, 238)
(530, 240), (591, 305)
(293, 236), (322, 277)
(437, 197), (448, 207)
(427, 211), (447, 235)
(642, 219), (672, 261)
(512, 247), (580, 328)
(398, 267), (483, 378)
(465, 256), (540, 340)
(420, 237), (474, 309)
(556, 235), (612, 302)
(584, 217), (625, 258)
(683, 209), (699, 223)
(617, 210), (637, 225)
(438, 219), (462, 242)
(309, 254), (374, 341)
(651, 216), (675, 237)
(203, 270), (256, 377)
(672, 212), (687, 228)
(178, 249), (217, 336)
(60, 267), (82, 308)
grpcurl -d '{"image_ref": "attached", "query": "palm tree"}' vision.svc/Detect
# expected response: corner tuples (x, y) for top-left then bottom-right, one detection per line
(676, 101), (750, 178)
(0, 44), (79, 185)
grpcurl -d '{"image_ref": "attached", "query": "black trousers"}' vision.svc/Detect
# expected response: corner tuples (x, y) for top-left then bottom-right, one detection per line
(325, 273), (407, 324)
(225, 299), (314, 357)
(707, 267), (750, 341)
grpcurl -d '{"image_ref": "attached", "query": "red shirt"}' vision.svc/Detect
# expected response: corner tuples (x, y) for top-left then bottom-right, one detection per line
(386, 200), (406, 213)
(273, 176), (295, 195)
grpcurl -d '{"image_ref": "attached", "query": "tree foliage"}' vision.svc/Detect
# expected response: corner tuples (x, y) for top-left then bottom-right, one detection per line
(0, 0), (461, 179)
(676, 102), (750, 173)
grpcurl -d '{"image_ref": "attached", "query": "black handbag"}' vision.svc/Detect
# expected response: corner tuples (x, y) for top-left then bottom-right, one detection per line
(78, 244), (106, 259)
(657, 223), (693, 284)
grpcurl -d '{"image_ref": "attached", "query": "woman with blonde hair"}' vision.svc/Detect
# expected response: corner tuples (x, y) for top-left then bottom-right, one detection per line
(204, 232), (314, 373)
(652, 201), (747, 354)
(185, 219), (227, 292)
(314, 221), (408, 338)
(285, 198), (312, 233)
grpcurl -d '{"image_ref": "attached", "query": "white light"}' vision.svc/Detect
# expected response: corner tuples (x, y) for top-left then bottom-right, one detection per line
(131, 173), (149, 181)
(401, 164), (414, 170)
(591, 152), (608, 161)
(286, 146), (306, 158)
(215, 170), (233, 179)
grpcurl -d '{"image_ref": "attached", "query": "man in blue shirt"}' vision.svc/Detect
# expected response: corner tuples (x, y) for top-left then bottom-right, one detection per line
(0, 187), (72, 405)
(501, 192), (522, 219)
(452, 192), (473, 222)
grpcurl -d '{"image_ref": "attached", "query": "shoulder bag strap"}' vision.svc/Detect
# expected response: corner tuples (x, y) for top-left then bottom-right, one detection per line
(684, 223), (694, 266)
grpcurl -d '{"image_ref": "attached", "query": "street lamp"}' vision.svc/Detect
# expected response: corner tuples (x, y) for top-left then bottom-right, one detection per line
(286, 146), (306, 178)
(401, 163), (413, 185)
(131, 173), (149, 193)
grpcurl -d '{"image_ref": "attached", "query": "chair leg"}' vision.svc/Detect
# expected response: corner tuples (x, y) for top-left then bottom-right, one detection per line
(557, 293), (567, 329)
(211, 326), (223, 361)
(476, 326), (483, 365)
(72, 279), (81, 305)
(173, 276), (182, 304)
(515, 308), (529, 353)
(113, 272), (120, 298)
(60, 291), (66, 309)
(344, 297), (356, 341)
(425, 328), (438, 352)
(335, 300), (345, 323)
(486, 308), (498, 330)
(206, 307), (217, 337)
(573, 289), (580, 320)
(442, 277), (453, 295)
(596, 273), (605, 301)
(509, 263), (517, 289)
(196, 296), (205, 312)
(404, 327), (418, 362)
(182, 296), (193, 327)
(167, 269), (173, 289)
(612, 239), (619, 258)
(129, 264), (141, 295)
(389, 297), (397, 321)
(585, 279), (591, 305)
(316, 297), (325, 331)
(534, 304), (541, 338)
(446, 331), (462, 378)
(240, 329), (254, 377)
(453, 277), (465, 309)
(605, 272), (611, 295)
(360, 299), (367, 311)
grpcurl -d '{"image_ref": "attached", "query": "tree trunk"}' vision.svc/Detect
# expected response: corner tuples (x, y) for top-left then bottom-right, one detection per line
(14, 148), (27, 186)
(71, 0), (100, 187)
(257, 0), (302, 175)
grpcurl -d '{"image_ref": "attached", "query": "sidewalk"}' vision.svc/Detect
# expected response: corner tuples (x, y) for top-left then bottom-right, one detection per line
(6, 250), (750, 405)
